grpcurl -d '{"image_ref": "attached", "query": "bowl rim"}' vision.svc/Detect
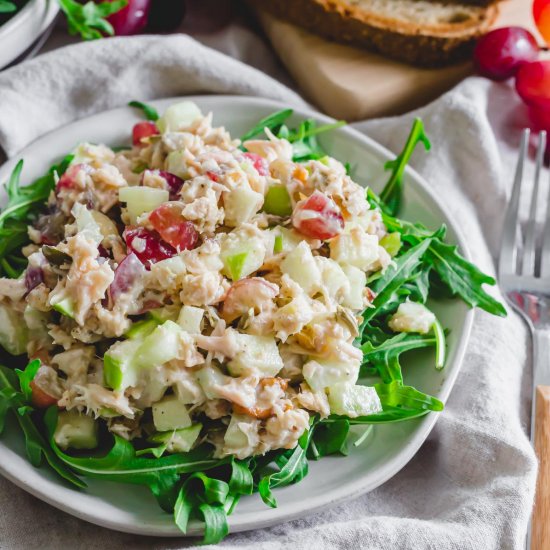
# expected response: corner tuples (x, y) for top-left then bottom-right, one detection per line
(0, 0), (40, 38)
(0, 94), (475, 537)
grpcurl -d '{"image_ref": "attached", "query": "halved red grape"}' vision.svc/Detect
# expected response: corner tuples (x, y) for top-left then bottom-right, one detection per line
(109, 252), (147, 301)
(292, 190), (344, 240)
(516, 60), (550, 111)
(149, 203), (199, 251)
(25, 266), (44, 293)
(124, 227), (176, 267)
(243, 152), (269, 176)
(132, 121), (158, 146)
(473, 27), (539, 81)
(106, 0), (150, 36)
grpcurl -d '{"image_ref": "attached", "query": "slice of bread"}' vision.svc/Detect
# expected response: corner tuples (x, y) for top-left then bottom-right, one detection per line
(247, 0), (499, 66)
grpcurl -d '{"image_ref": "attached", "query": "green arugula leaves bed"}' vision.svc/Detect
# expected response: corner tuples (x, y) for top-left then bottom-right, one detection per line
(0, 106), (506, 544)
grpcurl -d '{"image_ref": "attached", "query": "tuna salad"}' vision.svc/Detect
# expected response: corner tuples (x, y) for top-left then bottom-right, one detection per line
(0, 101), (506, 543)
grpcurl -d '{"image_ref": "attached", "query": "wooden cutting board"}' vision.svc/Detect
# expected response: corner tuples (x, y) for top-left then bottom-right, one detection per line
(254, 0), (540, 120)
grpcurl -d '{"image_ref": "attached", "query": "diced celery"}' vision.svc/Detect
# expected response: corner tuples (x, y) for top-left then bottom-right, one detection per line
(149, 423), (202, 453)
(264, 184), (292, 216)
(380, 232), (401, 257)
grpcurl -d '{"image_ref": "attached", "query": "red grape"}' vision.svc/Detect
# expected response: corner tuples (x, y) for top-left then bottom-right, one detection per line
(149, 203), (199, 251)
(25, 266), (44, 293)
(124, 227), (176, 266)
(109, 252), (146, 301)
(243, 152), (269, 176)
(515, 60), (550, 111)
(533, 0), (550, 45)
(107, 0), (150, 36)
(132, 121), (158, 146)
(292, 191), (344, 240)
(56, 163), (91, 192)
(473, 27), (539, 81)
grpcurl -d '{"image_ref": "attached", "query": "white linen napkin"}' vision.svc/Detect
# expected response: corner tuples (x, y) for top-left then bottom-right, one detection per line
(0, 34), (537, 550)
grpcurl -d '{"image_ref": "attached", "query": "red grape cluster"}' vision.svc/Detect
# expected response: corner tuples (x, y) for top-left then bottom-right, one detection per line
(473, 0), (550, 155)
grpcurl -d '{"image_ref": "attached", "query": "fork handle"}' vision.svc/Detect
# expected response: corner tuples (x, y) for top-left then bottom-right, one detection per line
(531, 385), (550, 550)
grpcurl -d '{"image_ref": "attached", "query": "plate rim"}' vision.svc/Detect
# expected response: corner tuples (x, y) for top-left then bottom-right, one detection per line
(0, 94), (475, 537)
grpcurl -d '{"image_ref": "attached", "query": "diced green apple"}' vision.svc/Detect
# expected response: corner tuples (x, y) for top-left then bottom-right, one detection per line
(165, 151), (187, 179)
(50, 294), (76, 319)
(341, 265), (367, 309)
(223, 186), (264, 227)
(103, 338), (142, 391)
(119, 186), (169, 223)
(157, 101), (202, 133)
(125, 317), (159, 339)
(263, 184), (292, 216)
(0, 303), (28, 356)
(149, 423), (202, 453)
(54, 411), (99, 450)
(221, 232), (266, 281)
(303, 358), (359, 392)
(328, 383), (382, 417)
(177, 305), (204, 334)
(280, 241), (321, 294)
(224, 414), (258, 450)
(152, 395), (192, 431)
(228, 333), (283, 377)
(72, 203), (103, 245)
(137, 320), (182, 368)
(196, 366), (228, 399)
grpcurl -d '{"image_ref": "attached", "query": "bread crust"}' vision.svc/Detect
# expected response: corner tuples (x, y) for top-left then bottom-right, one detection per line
(248, 0), (499, 66)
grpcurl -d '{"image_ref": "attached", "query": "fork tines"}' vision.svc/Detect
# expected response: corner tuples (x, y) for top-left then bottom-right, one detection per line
(499, 129), (549, 288)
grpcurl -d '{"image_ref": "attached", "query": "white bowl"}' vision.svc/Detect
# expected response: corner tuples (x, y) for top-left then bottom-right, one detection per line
(0, 95), (474, 537)
(0, 0), (59, 70)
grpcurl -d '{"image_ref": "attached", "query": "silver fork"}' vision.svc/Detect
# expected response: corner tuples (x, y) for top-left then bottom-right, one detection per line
(498, 129), (549, 550)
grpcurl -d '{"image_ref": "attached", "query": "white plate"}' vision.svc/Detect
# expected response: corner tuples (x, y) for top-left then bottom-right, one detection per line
(0, 0), (59, 70)
(0, 95), (474, 537)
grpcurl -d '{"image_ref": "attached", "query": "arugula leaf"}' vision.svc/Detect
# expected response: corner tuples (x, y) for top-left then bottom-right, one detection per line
(379, 118), (431, 216)
(229, 458), (253, 496)
(0, 155), (72, 278)
(327, 407), (430, 425)
(0, 366), (85, 486)
(258, 425), (314, 508)
(362, 332), (436, 383)
(424, 239), (507, 317)
(174, 472), (230, 543)
(360, 238), (432, 331)
(287, 119), (345, 161)
(240, 109), (293, 143)
(311, 419), (349, 458)
(0, 0), (16, 13)
(15, 359), (40, 402)
(58, 0), (127, 40)
(44, 408), (219, 483)
(375, 380), (444, 412)
(128, 101), (159, 122)
(432, 319), (446, 369)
